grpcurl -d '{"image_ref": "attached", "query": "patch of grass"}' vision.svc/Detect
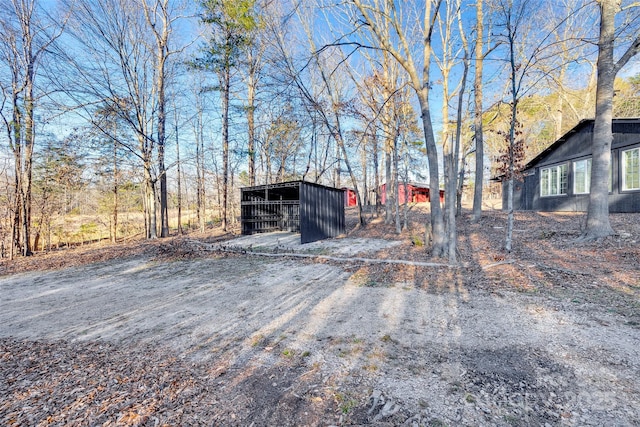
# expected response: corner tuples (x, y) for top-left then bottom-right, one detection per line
(301, 351), (311, 358)
(250, 334), (265, 347)
(281, 348), (295, 358)
(465, 393), (476, 403)
(411, 235), (424, 247)
(447, 381), (463, 394)
(334, 392), (358, 414)
(428, 418), (448, 427)
(380, 334), (397, 344)
(361, 364), (378, 371)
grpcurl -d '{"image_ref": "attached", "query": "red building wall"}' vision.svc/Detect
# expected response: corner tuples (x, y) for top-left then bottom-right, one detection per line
(342, 188), (357, 207)
(379, 183), (444, 205)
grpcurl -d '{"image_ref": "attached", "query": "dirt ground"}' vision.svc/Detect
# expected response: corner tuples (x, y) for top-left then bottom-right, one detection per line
(1, 206), (639, 426)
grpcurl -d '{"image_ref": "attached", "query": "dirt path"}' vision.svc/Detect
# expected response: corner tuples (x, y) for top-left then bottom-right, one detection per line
(2, 247), (639, 426)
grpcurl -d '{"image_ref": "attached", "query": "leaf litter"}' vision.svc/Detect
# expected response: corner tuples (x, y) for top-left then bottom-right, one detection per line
(1, 207), (640, 426)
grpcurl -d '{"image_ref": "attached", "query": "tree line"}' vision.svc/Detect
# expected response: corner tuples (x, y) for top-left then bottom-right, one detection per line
(1, 0), (639, 261)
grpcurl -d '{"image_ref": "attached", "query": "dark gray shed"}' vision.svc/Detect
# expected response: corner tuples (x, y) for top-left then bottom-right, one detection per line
(240, 181), (345, 243)
(503, 118), (640, 212)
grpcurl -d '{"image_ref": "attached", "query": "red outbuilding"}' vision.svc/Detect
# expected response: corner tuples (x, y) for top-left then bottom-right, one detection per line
(379, 182), (444, 205)
(342, 187), (357, 207)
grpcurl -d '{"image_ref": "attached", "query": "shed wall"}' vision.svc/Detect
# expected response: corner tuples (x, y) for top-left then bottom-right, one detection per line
(300, 182), (345, 243)
(241, 181), (345, 243)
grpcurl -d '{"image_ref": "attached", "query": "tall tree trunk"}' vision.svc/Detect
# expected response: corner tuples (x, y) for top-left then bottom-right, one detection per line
(472, 0), (485, 222)
(175, 119), (183, 235)
(582, 0), (617, 239)
(360, 140), (368, 206)
(417, 91), (446, 258)
(195, 100), (205, 232)
(554, 66), (565, 140)
(372, 132), (380, 213)
(221, 66), (230, 232)
(11, 158), (21, 260)
(385, 149), (393, 223)
(142, 0), (172, 238)
(393, 134), (401, 234)
(156, 40), (169, 237)
(247, 68), (257, 186)
(441, 75), (459, 262)
(443, 132), (457, 261)
(582, 0), (640, 239)
(505, 22), (518, 253)
(22, 63), (35, 257)
(112, 132), (118, 243)
(144, 154), (157, 239)
(457, 156), (466, 217)
(452, 0), (470, 249)
(158, 85), (168, 237)
(334, 142), (341, 188)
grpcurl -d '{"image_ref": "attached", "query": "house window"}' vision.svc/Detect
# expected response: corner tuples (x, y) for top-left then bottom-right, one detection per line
(574, 158), (591, 194)
(622, 147), (640, 191)
(540, 164), (568, 197)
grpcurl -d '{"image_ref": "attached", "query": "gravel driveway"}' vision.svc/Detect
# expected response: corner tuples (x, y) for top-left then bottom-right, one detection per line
(2, 245), (639, 425)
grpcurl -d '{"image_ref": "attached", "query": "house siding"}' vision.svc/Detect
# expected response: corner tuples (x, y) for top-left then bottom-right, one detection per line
(503, 119), (640, 213)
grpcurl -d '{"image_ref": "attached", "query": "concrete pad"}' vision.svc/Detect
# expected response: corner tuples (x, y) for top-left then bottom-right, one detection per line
(222, 232), (403, 256)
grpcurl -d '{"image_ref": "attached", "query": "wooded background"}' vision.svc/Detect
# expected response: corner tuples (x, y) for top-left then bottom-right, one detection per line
(1, 0), (639, 260)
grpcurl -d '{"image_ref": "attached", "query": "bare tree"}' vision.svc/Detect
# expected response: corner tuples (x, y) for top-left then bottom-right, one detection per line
(581, 0), (640, 240)
(453, 0), (471, 220)
(59, 0), (190, 239)
(92, 104), (127, 243)
(296, 3), (367, 225)
(492, 0), (590, 251)
(494, 0), (531, 252)
(141, 0), (185, 237)
(435, 0), (470, 260)
(189, 73), (208, 232)
(350, 0), (451, 258)
(0, 0), (64, 257)
(472, 0), (487, 221)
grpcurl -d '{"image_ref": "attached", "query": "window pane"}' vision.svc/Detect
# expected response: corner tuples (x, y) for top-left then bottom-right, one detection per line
(574, 161), (585, 194)
(623, 148), (640, 190)
(551, 167), (558, 195)
(541, 168), (549, 196)
(540, 164), (568, 196)
(574, 159), (591, 194)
